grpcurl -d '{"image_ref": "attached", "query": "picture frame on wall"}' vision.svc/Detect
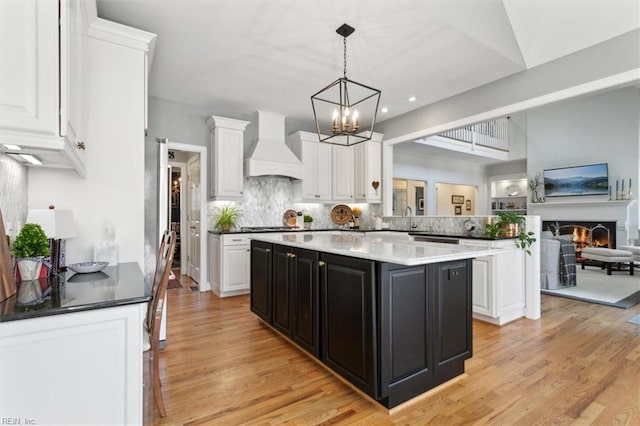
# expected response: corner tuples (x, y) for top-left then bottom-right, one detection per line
(455, 206), (462, 215)
(451, 195), (464, 204)
(466, 200), (471, 211)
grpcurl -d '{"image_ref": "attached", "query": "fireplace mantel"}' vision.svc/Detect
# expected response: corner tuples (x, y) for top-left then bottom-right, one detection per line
(528, 198), (637, 246)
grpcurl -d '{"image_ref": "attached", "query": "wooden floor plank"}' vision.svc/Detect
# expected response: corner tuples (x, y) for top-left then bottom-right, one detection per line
(148, 288), (640, 425)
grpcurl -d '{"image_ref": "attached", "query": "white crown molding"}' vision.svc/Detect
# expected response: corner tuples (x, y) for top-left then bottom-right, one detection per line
(82, 1), (156, 55)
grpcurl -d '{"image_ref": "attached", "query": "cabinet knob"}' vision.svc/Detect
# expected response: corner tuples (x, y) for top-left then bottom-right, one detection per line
(76, 141), (86, 150)
(246, 249), (250, 252)
(318, 261), (325, 267)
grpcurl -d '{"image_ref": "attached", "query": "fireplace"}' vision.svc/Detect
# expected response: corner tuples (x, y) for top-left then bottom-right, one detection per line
(542, 220), (617, 260)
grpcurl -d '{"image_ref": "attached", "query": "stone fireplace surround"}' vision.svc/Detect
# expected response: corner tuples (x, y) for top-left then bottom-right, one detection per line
(528, 199), (637, 248)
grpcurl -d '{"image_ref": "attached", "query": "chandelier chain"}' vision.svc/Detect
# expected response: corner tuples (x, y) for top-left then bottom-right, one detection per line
(343, 36), (347, 78)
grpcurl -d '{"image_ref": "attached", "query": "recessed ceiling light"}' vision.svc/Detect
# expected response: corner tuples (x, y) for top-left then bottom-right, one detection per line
(2, 144), (21, 151)
(408, 96), (416, 102)
(381, 107), (389, 113)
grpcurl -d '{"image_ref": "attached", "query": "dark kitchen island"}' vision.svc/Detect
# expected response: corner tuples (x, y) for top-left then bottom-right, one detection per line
(249, 232), (499, 409)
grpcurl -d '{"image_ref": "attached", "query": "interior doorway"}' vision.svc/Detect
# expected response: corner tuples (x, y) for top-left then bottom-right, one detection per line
(166, 142), (208, 292)
(168, 161), (186, 274)
(435, 182), (477, 216)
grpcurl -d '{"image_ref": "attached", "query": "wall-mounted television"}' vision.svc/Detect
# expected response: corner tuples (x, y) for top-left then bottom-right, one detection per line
(543, 163), (608, 197)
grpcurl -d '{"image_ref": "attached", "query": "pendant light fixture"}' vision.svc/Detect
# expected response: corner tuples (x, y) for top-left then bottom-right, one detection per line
(311, 23), (381, 146)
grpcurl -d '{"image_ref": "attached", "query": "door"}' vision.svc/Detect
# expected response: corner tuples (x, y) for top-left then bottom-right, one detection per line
(187, 154), (201, 283)
(291, 248), (320, 357)
(320, 253), (377, 398)
(250, 240), (273, 324)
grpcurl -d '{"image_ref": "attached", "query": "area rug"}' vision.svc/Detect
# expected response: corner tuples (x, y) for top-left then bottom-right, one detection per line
(541, 267), (640, 308)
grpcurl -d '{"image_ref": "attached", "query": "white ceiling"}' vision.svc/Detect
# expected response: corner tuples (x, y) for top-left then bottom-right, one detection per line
(96, 0), (639, 134)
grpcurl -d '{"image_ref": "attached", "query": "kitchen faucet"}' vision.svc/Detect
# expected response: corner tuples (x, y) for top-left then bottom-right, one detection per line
(404, 206), (417, 229)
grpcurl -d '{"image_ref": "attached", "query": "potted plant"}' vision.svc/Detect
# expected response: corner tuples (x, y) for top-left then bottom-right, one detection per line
(214, 204), (241, 232)
(486, 212), (536, 255)
(12, 223), (50, 280)
(303, 214), (313, 229)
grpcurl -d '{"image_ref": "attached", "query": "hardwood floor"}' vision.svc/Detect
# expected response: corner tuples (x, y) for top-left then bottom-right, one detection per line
(149, 289), (640, 425)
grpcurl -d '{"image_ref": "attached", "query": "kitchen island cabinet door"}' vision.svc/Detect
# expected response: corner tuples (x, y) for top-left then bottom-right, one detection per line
(250, 240), (273, 324)
(378, 263), (434, 408)
(320, 253), (377, 398)
(273, 244), (293, 336)
(291, 248), (320, 357)
(432, 260), (472, 371)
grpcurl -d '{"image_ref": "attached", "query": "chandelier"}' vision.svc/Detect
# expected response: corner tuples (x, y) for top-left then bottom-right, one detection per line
(311, 23), (381, 146)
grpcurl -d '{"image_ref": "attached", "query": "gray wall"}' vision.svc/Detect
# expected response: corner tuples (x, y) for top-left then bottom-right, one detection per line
(148, 96), (212, 146)
(527, 86), (639, 236)
(527, 87), (638, 188)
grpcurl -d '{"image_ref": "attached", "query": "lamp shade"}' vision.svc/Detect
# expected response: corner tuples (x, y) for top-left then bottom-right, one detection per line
(26, 209), (76, 239)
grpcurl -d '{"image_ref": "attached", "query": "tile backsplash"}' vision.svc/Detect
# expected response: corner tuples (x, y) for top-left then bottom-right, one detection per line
(0, 153), (28, 236)
(208, 176), (383, 230)
(207, 176), (494, 233)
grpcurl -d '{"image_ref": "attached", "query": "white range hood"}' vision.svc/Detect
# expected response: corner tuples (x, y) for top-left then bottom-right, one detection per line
(244, 111), (304, 180)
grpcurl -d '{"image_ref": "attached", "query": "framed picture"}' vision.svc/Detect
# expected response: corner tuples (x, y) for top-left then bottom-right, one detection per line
(418, 198), (424, 211)
(466, 200), (471, 211)
(455, 206), (462, 215)
(451, 195), (464, 204)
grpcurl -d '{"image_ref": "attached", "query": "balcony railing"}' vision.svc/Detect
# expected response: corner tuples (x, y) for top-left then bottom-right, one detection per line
(439, 117), (509, 151)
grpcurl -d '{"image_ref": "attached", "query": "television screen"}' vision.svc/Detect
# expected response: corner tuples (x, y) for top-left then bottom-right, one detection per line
(543, 163), (608, 197)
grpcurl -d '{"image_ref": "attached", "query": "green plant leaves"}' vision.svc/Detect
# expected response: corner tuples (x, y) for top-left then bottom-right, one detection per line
(12, 223), (50, 258)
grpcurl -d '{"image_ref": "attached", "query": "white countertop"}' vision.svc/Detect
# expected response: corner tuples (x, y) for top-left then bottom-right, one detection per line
(251, 232), (503, 266)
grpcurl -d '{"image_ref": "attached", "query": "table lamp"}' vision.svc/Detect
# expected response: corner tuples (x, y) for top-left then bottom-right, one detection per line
(27, 207), (76, 275)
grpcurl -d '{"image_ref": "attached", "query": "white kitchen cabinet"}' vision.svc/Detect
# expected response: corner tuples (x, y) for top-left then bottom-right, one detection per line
(287, 131), (332, 202)
(0, 304), (145, 424)
(332, 144), (354, 201)
(0, 0), (86, 176)
(471, 255), (494, 317)
(460, 238), (525, 325)
(210, 233), (252, 297)
(354, 134), (382, 203)
(207, 115), (249, 200)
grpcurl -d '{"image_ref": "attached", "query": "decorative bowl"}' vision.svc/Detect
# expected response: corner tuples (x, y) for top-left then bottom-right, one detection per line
(67, 261), (109, 274)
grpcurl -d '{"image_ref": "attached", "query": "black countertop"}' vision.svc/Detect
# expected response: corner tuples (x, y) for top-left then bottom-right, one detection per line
(208, 228), (514, 240)
(208, 228), (372, 235)
(0, 262), (149, 323)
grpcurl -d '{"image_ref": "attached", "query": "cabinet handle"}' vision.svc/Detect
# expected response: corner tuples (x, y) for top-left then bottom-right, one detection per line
(265, 248), (271, 253)
(232, 238), (242, 242)
(318, 261), (325, 267)
(287, 253), (296, 258)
